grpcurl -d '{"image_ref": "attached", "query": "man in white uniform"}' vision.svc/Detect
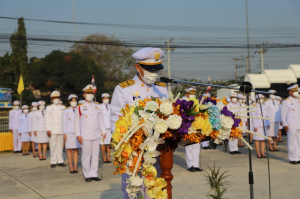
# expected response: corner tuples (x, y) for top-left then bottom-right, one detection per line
(183, 87), (203, 172)
(201, 93), (211, 150)
(75, 85), (106, 182)
(237, 94), (246, 147)
(265, 90), (281, 151)
(110, 47), (168, 199)
(228, 92), (242, 154)
(28, 102), (38, 157)
(281, 84), (300, 164)
(9, 100), (22, 153)
(45, 91), (66, 168)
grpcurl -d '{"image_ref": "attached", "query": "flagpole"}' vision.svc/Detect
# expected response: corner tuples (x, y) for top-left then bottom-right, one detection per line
(20, 93), (22, 107)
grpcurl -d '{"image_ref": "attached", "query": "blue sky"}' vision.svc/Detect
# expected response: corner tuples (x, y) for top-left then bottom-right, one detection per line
(0, 0), (300, 80)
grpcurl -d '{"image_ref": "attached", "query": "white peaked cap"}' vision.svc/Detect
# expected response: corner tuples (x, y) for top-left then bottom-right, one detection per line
(83, 84), (94, 92)
(101, 93), (110, 98)
(68, 94), (78, 101)
(31, 102), (38, 107)
(269, 89), (276, 93)
(22, 105), (29, 109)
(13, 100), (20, 105)
(237, 94), (243, 99)
(38, 101), (45, 106)
(230, 92), (237, 98)
(132, 47), (164, 71)
(50, 91), (60, 98)
(287, 84), (299, 91)
(202, 93), (211, 97)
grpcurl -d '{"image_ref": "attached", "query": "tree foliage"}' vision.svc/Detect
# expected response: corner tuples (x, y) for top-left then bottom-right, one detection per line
(71, 34), (136, 93)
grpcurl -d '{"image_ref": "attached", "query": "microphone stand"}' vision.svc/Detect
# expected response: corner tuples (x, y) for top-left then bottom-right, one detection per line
(159, 77), (281, 199)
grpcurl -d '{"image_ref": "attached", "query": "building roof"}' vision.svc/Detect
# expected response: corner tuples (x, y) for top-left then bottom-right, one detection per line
(244, 74), (271, 88)
(288, 65), (300, 78)
(263, 69), (297, 84)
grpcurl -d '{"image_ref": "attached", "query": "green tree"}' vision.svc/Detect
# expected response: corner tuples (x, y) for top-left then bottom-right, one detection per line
(28, 50), (105, 104)
(71, 34), (135, 93)
(0, 52), (14, 88)
(9, 17), (28, 85)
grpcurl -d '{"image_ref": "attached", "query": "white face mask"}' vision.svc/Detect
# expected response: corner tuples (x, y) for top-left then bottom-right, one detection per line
(23, 109), (29, 113)
(140, 66), (159, 84)
(189, 95), (196, 99)
(85, 94), (94, 102)
(238, 99), (243, 103)
(32, 107), (38, 111)
(103, 99), (109, 104)
(70, 101), (77, 107)
(231, 98), (237, 103)
(14, 106), (19, 110)
(53, 99), (60, 105)
(270, 95), (275, 99)
(293, 92), (299, 97)
(39, 106), (45, 110)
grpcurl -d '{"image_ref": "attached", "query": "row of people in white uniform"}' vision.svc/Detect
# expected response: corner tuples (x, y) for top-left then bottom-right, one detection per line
(9, 90), (112, 180)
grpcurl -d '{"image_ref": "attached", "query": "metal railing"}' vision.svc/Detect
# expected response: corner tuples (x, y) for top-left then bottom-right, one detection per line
(0, 120), (9, 133)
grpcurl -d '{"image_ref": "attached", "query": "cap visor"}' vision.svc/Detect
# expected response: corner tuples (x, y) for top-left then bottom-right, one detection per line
(140, 63), (164, 71)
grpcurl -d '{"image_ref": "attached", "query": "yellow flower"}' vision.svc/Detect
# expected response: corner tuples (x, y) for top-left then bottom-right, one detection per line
(156, 189), (168, 199)
(202, 119), (213, 136)
(188, 98), (199, 112)
(192, 117), (204, 130)
(112, 117), (127, 143)
(147, 177), (167, 198)
(142, 165), (157, 187)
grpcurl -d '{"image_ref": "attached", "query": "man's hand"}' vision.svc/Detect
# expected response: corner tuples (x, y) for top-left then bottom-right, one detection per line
(103, 133), (106, 139)
(77, 136), (83, 145)
(29, 132), (31, 136)
(47, 131), (51, 137)
(19, 133), (21, 136)
(63, 134), (67, 142)
(34, 131), (37, 136)
(284, 126), (289, 133)
(10, 129), (13, 133)
(267, 126), (270, 130)
(254, 127), (258, 132)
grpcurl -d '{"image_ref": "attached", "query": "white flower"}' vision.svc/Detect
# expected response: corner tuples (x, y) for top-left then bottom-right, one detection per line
(216, 101), (225, 110)
(129, 175), (143, 186)
(130, 113), (140, 126)
(166, 114), (182, 130)
(139, 136), (157, 151)
(220, 115), (234, 129)
(145, 101), (159, 112)
(154, 119), (168, 134)
(188, 126), (197, 134)
(218, 128), (231, 140)
(144, 157), (157, 164)
(144, 150), (160, 160)
(159, 101), (174, 116)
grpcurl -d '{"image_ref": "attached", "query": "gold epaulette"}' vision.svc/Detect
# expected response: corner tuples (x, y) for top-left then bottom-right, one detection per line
(154, 81), (166, 87)
(95, 102), (101, 104)
(64, 106), (70, 109)
(78, 104), (83, 106)
(119, 80), (135, 89)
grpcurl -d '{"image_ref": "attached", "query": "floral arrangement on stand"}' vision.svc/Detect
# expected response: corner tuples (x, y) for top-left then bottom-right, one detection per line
(111, 92), (270, 199)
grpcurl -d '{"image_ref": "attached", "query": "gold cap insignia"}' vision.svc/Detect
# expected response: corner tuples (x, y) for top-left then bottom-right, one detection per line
(154, 53), (160, 61)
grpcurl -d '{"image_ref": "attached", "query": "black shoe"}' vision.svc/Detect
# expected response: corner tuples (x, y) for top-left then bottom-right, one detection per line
(107, 161), (111, 163)
(73, 170), (78, 173)
(14, 151), (18, 154)
(91, 177), (101, 181)
(257, 155), (262, 159)
(194, 167), (203, 172)
(58, 163), (66, 167)
(203, 147), (209, 150)
(235, 151), (242, 154)
(188, 167), (195, 172)
(290, 161), (297, 165)
(297, 161), (300, 164)
(261, 155), (267, 158)
(85, 178), (91, 182)
(70, 171), (75, 174)
(23, 154), (26, 156)
(50, 164), (56, 168)
(230, 152), (235, 155)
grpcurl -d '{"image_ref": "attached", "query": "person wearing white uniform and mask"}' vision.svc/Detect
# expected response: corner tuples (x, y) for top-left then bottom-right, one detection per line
(201, 93), (211, 150)
(33, 100), (48, 160)
(45, 91), (66, 168)
(275, 96), (283, 142)
(183, 87), (203, 172)
(252, 94), (270, 158)
(265, 90), (281, 151)
(75, 85), (105, 182)
(9, 100), (22, 153)
(63, 94), (81, 174)
(281, 84), (300, 164)
(99, 93), (112, 163)
(19, 105), (30, 155)
(110, 47), (168, 199)
(28, 102), (38, 158)
(228, 92), (242, 155)
(237, 94), (246, 147)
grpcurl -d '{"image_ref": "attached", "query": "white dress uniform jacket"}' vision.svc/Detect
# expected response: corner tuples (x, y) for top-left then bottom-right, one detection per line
(28, 111), (36, 142)
(281, 96), (300, 161)
(33, 110), (47, 132)
(227, 102), (240, 152)
(265, 99), (281, 123)
(19, 113), (31, 142)
(99, 103), (112, 145)
(110, 74), (168, 199)
(63, 107), (81, 149)
(9, 109), (22, 151)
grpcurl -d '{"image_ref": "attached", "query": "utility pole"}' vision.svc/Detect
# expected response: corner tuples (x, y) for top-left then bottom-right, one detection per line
(255, 42), (268, 73)
(245, 0), (251, 74)
(241, 55), (254, 74)
(73, 0), (77, 41)
(164, 39), (174, 92)
(232, 57), (245, 82)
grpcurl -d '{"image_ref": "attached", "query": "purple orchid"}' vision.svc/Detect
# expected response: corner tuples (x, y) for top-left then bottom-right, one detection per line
(221, 106), (234, 117)
(233, 118), (241, 128)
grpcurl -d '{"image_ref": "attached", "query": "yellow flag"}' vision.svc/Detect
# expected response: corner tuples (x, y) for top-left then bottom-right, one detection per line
(17, 75), (24, 94)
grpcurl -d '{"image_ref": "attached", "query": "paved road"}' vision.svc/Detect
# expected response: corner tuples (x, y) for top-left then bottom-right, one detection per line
(0, 135), (298, 199)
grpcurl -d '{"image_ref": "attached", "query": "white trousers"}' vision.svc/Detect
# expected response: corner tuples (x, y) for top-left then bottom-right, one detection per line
(229, 139), (238, 152)
(287, 129), (300, 162)
(82, 139), (100, 178)
(49, 134), (64, 164)
(13, 129), (22, 151)
(122, 157), (161, 199)
(185, 143), (200, 168)
(202, 141), (209, 148)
